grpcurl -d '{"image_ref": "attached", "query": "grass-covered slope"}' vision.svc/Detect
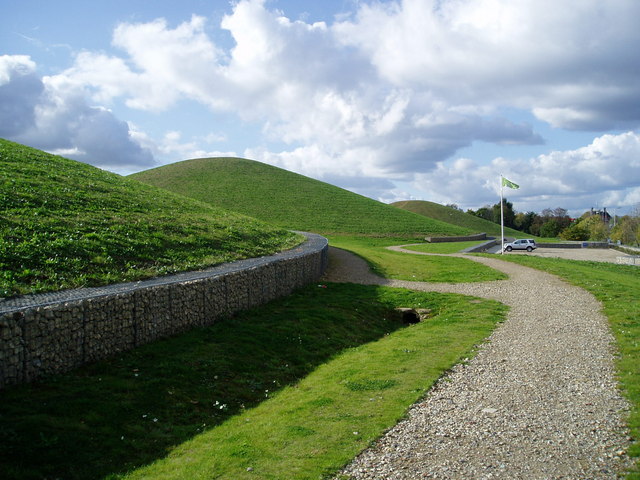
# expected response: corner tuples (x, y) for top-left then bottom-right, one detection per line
(130, 157), (472, 237)
(0, 283), (505, 479)
(0, 139), (301, 297)
(392, 200), (522, 237)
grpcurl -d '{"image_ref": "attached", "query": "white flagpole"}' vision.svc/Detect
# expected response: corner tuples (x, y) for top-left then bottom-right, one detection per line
(500, 175), (504, 255)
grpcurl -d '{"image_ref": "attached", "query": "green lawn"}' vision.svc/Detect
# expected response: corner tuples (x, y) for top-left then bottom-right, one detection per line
(327, 235), (507, 283)
(2, 233), (638, 479)
(0, 139), (301, 297)
(124, 287), (503, 480)
(0, 283), (505, 480)
(130, 157), (472, 237)
(2, 138), (637, 478)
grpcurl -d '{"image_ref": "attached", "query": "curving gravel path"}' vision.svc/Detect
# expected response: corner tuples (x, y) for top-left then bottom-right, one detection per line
(324, 246), (633, 479)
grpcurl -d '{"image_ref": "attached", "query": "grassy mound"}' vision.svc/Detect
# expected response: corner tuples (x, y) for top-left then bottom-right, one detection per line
(0, 139), (302, 297)
(130, 157), (472, 237)
(392, 200), (522, 238)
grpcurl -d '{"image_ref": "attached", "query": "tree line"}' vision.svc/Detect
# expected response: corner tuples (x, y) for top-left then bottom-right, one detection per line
(449, 200), (640, 245)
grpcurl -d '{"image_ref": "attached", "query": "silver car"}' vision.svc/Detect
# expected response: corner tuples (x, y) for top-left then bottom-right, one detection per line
(503, 239), (537, 252)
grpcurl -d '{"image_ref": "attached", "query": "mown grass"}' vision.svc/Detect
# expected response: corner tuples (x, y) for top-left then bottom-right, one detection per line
(487, 254), (640, 477)
(392, 200), (523, 238)
(327, 235), (507, 283)
(130, 157), (472, 237)
(0, 283), (505, 480)
(0, 140), (301, 297)
(123, 287), (504, 480)
(4, 139), (636, 477)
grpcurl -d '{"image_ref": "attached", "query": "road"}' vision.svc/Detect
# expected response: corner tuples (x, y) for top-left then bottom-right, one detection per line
(488, 245), (632, 263)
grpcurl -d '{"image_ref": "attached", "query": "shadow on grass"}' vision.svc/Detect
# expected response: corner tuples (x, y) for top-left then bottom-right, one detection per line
(0, 283), (414, 480)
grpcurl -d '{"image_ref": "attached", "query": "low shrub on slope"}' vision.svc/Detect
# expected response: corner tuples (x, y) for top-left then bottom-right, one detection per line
(131, 157), (472, 237)
(0, 140), (301, 297)
(393, 200), (523, 238)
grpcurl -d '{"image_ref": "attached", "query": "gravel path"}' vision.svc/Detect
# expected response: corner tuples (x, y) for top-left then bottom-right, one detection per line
(324, 246), (633, 479)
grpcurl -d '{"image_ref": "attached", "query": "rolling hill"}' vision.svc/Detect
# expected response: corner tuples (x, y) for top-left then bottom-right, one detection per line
(0, 140), (301, 297)
(392, 200), (523, 238)
(130, 157), (472, 237)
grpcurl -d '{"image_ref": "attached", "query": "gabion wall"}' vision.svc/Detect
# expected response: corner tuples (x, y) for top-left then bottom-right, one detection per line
(0, 233), (328, 389)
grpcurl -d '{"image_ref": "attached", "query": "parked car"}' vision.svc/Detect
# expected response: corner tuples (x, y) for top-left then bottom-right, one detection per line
(503, 239), (537, 252)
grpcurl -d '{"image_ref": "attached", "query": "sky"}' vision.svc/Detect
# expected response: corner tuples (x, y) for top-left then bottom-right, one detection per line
(2, 0), (640, 217)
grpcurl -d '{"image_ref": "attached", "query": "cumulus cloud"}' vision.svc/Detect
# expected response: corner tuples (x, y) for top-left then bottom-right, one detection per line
(412, 131), (640, 215)
(47, 0), (545, 178)
(3, 0), (640, 213)
(0, 55), (43, 137)
(58, 15), (224, 112)
(335, 0), (640, 132)
(0, 55), (155, 172)
(149, 130), (238, 161)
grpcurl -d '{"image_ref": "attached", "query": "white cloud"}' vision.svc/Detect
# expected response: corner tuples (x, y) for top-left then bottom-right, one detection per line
(335, 0), (640, 130)
(245, 143), (399, 200)
(128, 126), (236, 169)
(0, 55), (43, 137)
(410, 131), (640, 215)
(155, 130), (238, 162)
(0, 54), (36, 84)
(3, 0), (640, 214)
(59, 52), (139, 105)
(46, 0), (541, 179)
(0, 55), (155, 172)
(530, 132), (640, 193)
(58, 15), (225, 112)
(113, 15), (225, 110)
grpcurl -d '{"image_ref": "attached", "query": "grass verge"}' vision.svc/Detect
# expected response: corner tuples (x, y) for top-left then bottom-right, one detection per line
(327, 236), (507, 283)
(0, 139), (301, 297)
(484, 254), (640, 478)
(123, 286), (504, 479)
(0, 283), (505, 480)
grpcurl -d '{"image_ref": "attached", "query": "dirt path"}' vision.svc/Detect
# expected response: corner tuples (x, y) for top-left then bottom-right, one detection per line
(324, 247), (633, 479)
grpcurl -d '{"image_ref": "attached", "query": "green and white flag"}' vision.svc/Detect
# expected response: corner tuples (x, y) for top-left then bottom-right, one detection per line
(501, 176), (519, 189)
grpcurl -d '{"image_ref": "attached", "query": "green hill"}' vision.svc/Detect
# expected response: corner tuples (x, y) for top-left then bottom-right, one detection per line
(0, 140), (301, 297)
(392, 200), (522, 238)
(130, 157), (472, 237)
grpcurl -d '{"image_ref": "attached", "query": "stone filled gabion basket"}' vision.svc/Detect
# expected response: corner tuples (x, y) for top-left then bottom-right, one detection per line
(0, 233), (328, 389)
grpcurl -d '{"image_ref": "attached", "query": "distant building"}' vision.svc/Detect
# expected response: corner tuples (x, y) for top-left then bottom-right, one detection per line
(590, 207), (612, 223)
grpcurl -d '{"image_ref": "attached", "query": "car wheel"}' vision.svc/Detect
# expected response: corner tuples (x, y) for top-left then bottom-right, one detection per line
(526, 246), (533, 252)
(506, 246), (512, 252)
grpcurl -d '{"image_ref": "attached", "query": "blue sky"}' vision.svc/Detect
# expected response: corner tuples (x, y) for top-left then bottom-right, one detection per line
(2, 0), (640, 216)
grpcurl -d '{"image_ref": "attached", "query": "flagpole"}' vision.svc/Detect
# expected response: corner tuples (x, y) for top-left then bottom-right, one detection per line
(500, 175), (504, 255)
